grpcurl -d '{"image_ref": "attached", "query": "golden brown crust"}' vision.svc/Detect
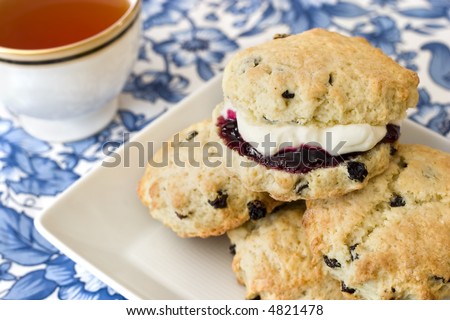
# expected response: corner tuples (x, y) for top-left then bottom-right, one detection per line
(137, 120), (280, 238)
(227, 203), (346, 300)
(223, 29), (419, 127)
(304, 144), (450, 299)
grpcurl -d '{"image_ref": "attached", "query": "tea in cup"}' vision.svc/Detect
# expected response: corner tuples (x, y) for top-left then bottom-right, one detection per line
(0, 0), (141, 141)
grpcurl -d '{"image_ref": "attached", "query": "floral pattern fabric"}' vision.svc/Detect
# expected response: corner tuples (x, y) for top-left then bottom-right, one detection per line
(0, 0), (449, 299)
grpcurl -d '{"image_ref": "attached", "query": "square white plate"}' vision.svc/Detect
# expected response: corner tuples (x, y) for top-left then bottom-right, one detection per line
(35, 75), (450, 300)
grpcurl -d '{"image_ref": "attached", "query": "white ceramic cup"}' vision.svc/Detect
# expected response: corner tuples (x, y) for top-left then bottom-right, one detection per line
(0, 0), (141, 142)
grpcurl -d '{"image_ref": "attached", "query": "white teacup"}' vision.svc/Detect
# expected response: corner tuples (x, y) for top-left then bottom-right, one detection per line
(0, 0), (141, 142)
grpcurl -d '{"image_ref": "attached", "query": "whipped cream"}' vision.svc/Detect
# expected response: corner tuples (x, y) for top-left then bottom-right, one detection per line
(221, 104), (394, 156)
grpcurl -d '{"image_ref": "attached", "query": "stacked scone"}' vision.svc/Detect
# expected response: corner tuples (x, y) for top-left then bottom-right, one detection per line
(138, 29), (450, 299)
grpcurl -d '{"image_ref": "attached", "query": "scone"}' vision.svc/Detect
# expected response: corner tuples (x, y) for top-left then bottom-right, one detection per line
(304, 144), (450, 299)
(138, 120), (281, 238)
(215, 29), (419, 201)
(227, 203), (345, 300)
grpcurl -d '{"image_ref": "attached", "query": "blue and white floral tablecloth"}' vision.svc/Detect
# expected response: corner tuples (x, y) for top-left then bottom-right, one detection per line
(0, 0), (449, 300)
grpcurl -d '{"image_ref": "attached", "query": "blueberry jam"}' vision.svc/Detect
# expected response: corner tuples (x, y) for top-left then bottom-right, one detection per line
(217, 116), (400, 174)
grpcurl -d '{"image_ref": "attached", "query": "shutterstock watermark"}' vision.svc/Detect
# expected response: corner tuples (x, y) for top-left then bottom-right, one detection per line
(100, 132), (348, 169)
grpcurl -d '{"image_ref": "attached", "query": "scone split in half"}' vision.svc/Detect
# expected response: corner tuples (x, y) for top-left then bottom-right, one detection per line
(216, 29), (419, 201)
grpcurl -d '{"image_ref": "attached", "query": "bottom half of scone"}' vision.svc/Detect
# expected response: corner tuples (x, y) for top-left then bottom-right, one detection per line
(213, 104), (397, 201)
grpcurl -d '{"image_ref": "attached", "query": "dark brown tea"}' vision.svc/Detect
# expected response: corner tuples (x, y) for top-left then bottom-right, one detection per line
(0, 0), (130, 50)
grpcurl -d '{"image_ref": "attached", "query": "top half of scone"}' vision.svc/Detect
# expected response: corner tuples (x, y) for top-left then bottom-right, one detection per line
(222, 28), (419, 128)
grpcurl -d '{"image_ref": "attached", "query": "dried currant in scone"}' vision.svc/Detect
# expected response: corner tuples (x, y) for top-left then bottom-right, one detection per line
(349, 243), (359, 261)
(281, 90), (295, 99)
(229, 244), (236, 255)
(247, 200), (267, 220)
(252, 57), (261, 67)
(399, 157), (408, 168)
(175, 211), (188, 220)
(323, 255), (341, 268)
(390, 145), (397, 155)
(328, 73), (335, 85)
(341, 282), (356, 294)
(347, 161), (368, 182)
(390, 195), (406, 207)
(431, 276), (449, 283)
(185, 130), (198, 141)
(208, 190), (228, 209)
